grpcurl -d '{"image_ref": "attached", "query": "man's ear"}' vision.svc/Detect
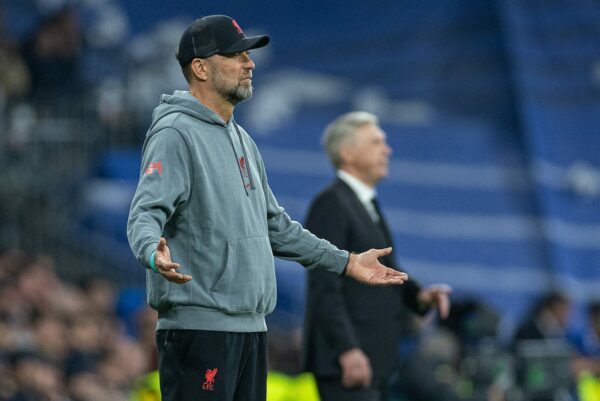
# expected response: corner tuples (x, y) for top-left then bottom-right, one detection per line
(191, 59), (208, 81)
(339, 143), (355, 165)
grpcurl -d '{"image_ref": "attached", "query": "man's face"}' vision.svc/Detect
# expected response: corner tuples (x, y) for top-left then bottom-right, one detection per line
(341, 123), (392, 186)
(206, 51), (255, 105)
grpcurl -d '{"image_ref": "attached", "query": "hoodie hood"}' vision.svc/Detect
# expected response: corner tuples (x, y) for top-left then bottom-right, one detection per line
(147, 90), (226, 138)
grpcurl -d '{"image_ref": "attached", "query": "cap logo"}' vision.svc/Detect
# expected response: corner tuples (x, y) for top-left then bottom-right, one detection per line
(231, 19), (243, 34)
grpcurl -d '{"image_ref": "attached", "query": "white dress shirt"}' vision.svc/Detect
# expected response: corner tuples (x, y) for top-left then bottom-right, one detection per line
(336, 170), (380, 222)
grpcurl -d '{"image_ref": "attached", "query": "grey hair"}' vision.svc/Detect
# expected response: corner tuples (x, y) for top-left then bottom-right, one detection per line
(322, 111), (379, 169)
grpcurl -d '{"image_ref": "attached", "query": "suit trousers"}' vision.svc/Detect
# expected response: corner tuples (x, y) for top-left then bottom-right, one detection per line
(316, 377), (386, 401)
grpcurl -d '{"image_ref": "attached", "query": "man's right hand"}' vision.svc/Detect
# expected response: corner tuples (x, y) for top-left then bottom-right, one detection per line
(338, 348), (372, 388)
(155, 237), (192, 283)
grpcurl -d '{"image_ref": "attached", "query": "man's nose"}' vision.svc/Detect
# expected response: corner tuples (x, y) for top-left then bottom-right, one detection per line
(242, 52), (255, 69)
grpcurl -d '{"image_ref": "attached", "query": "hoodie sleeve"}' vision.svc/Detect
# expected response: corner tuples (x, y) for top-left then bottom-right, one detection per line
(253, 151), (349, 274)
(127, 128), (193, 269)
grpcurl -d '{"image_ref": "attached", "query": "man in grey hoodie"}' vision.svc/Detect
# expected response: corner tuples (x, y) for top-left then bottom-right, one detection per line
(127, 15), (408, 401)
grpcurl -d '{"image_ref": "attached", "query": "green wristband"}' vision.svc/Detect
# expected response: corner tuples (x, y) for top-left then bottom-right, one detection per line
(149, 250), (159, 273)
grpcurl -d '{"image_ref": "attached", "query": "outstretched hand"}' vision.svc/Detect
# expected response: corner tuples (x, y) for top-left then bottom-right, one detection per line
(344, 247), (408, 285)
(154, 237), (192, 284)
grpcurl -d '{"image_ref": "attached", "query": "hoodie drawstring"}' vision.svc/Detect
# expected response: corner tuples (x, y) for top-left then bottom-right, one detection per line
(225, 122), (256, 196)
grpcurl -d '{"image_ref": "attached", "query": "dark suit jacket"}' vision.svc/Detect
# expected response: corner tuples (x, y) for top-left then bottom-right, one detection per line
(302, 178), (423, 383)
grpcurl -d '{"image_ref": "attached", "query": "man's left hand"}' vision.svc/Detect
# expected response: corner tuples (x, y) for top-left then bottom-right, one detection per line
(344, 248), (408, 286)
(417, 284), (452, 319)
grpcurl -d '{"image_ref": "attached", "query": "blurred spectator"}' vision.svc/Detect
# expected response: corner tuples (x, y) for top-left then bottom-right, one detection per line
(32, 314), (69, 365)
(68, 370), (118, 401)
(0, 356), (18, 400)
(391, 299), (511, 401)
(0, 6), (30, 106)
(128, 306), (160, 401)
(441, 299), (501, 345)
(95, 338), (146, 398)
(513, 290), (572, 343)
(81, 278), (116, 317)
(133, 305), (159, 372)
(65, 315), (106, 377)
(17, 256), (63, 315)
(572, 301), (600, 361)
(20, 6), (84, 101)
(513, 291), (577, 401)
(10, 351), (68, 401)
(390, 326), (463, 401)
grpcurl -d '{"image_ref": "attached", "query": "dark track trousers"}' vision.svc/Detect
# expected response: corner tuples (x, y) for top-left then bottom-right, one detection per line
(156, 329), (267, 401)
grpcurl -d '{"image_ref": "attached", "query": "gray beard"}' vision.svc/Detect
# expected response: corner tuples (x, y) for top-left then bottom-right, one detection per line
(227, 83), (253, 105)
(211, 71), (253, 105)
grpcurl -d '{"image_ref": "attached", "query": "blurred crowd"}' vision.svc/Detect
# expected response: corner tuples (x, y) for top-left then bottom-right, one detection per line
(2, 245), (599, 401)
(0, 249), (158, 401)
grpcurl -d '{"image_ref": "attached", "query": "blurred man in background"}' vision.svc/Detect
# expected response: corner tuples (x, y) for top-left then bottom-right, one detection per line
(303, 111), (451, 401)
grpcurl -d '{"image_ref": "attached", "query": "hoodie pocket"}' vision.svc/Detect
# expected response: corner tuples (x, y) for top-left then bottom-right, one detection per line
(210, 236), (277, 314)
(147, 270), (172, 312)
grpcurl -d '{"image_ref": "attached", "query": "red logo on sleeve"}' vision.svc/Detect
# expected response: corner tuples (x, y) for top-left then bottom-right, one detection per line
(144, 161), (162, 176)
(202, 368), (218, 391)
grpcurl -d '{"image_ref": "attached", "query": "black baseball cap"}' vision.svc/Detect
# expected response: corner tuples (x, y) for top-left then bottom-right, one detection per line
(176, 15), (270, 67)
